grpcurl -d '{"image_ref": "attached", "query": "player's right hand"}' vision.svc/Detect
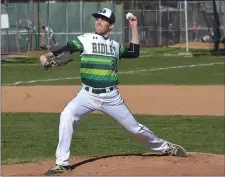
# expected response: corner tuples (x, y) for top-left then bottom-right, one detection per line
(129, 16), (137, 28)
(40, 55), (47, 66)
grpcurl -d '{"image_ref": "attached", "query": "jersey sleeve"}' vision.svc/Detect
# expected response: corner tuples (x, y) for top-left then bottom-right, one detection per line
(69, 38), (84, 52)
(119, 44), (127, 58)
(119, 43), (140, 59)
(52, 37), (84, 56)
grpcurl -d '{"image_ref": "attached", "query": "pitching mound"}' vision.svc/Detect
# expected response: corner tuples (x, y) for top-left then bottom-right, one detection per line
(1, 54), (35, 63)
(2, 152), (224, 176)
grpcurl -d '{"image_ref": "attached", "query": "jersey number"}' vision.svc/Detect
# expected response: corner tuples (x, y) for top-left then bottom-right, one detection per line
(110, 58), (117, 72)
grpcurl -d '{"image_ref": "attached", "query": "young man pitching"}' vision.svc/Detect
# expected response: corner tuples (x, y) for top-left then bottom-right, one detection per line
(40, 8), (187, 175)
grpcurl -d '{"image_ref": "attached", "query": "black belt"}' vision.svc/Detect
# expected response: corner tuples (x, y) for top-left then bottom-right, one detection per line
(85, 86), (114, 94)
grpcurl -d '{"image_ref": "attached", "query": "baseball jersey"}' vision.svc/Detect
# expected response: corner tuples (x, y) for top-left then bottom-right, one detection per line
(44, 27), (54, 38)
(70, 33), (126, 88)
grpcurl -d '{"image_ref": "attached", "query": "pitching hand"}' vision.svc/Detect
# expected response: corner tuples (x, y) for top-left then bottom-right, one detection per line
(128, 16), (138, 28)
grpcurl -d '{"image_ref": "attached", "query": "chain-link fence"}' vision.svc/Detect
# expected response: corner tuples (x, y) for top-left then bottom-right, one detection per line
(1, 1), (123, 54)
(1, 0), (225, 54)
(124, 0), (225, 48)
(1, 4), (33, 53)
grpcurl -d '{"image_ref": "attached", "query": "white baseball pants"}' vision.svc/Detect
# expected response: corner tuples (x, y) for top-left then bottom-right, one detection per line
(55, 84), (168, 166)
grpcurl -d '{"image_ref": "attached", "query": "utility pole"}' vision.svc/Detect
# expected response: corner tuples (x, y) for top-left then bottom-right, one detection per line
(184, 0), (189, 52)
(159, 0), (162, 46)
(37, 0), (40, 48)
(30, 0), (35, 51)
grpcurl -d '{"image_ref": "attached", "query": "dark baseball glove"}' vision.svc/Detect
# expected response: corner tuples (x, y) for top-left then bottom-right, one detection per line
(44, 52), (73, 70)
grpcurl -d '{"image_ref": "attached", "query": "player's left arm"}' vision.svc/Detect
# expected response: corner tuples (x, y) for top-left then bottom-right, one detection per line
(39, 38), (84, 68)
(120, 15), (140, 59)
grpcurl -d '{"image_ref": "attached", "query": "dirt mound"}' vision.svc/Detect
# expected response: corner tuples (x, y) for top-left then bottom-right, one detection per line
(169, 42), (224, 49)
(1, 153), (224, 176)
(1, 54), (35, 63)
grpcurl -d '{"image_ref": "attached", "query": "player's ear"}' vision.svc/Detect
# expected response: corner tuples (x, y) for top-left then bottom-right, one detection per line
(109, 23), (114, 30)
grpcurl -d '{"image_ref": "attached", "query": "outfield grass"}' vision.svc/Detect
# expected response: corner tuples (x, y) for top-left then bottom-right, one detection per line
(17, 47), (210, 59)
(141, 47), (211, 55)
(2, 56), (224, 85)
(18, 47), (214, 58)
(1, 113), (224, 165)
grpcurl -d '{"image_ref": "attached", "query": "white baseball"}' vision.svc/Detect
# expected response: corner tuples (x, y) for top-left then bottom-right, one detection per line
(126, 12), (134, 20)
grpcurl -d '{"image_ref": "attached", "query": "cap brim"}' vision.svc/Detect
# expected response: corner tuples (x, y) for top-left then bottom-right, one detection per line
(92, 13), (104, 18)
(92, 13), (113, 24)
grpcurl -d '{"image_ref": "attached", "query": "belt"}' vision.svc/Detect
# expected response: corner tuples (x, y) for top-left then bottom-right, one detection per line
(85, 86), (114, 94)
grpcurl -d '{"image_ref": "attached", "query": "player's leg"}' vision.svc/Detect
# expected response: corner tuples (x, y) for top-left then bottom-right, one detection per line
(52, 35), (57, 44)
(56, 89), (99, 165)
(49, 38), (54, 49)
(44, 89), (97, 175)
(100, 91), (187, 157)
(50, 35), (57, 47)
(102, 102), (167, 152)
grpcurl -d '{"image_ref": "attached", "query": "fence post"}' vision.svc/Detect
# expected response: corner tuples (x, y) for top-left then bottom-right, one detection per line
(80, 0), (83, 34)
(66, 1), (68, 43)
(5, 2), (9, 53)
(112, 0), (116, 41)
(47, 0), (50, 49)
(184, 0), (189, 52)
(159, 0), (162, 46)
(121, 1), (124, 44)
(37, 0), (40, 48)
(30, 0), (35, 51)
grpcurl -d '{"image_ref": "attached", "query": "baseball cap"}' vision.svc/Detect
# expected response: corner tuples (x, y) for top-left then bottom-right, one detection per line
(92, 8), (115, 24)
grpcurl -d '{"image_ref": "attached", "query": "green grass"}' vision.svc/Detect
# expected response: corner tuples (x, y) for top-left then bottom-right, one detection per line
(1, 113), (224, 165)
(19, 47), (216, 58)
(141, 47), (211, 55)
(2, 55), (224, 85)
(17, 47), (210, 59)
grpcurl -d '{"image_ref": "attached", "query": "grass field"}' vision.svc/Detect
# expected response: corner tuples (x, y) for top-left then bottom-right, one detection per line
(2, 55), (224, 85)
(1, 113), (224, 165)
(2, 48), (224, 167)
(15, 47), (225, 57)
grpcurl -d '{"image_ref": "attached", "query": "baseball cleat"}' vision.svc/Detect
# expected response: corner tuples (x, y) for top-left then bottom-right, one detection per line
(44, 164), (71, 175)
(165, 141), (187, 157)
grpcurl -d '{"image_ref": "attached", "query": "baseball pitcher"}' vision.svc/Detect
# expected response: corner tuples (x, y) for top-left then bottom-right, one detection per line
(40, 8), (187, 175)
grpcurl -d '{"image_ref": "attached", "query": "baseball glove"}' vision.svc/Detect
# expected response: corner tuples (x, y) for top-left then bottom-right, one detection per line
(44, 52), (73, 70)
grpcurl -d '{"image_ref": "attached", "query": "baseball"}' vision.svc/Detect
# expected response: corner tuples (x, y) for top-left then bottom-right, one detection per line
(126, 12), (134, 20)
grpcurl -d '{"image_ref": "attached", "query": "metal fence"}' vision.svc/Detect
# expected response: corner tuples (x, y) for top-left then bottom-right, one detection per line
(1, 0), (225, 54)
(1, 3), (35, 53)
(1, 1), (124, 53)
(124, 0), (225, 47)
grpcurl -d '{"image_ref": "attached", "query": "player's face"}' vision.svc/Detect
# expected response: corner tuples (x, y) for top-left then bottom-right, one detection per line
(95, 16), (114, 35)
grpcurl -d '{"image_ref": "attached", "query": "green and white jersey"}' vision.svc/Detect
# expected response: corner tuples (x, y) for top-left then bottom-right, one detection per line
(71, 33), (126, 88)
